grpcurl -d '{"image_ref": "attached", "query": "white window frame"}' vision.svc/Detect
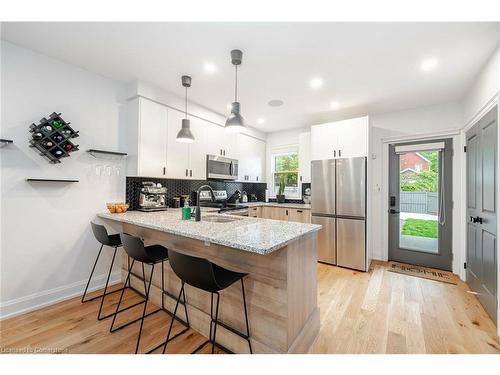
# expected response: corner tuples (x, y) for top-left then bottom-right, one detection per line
(270, 146), (300, 199)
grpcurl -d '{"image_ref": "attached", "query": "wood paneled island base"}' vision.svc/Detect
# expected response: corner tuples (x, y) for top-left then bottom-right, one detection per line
(115, 222), (319, 354)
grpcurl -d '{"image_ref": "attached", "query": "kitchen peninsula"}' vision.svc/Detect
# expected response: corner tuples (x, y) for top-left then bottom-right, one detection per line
(98, 210), (321, 353)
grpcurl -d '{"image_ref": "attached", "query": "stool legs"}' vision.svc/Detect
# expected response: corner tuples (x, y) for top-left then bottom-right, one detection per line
(210, 292), (220, 354)
(135, 264), (155, 354)
(241, 279), (252, 354)
(81, 244), (104, 303)
(96, 246), (118, 320)
(162, 281), (186, 354)
(164, 278), (252, 354)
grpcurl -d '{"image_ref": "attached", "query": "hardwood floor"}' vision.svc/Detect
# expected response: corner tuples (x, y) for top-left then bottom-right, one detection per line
(1, 261), (498, 354)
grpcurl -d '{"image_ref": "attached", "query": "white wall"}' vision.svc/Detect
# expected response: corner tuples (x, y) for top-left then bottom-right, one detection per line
(0, 42), (127, 319)
(463, 45), (500, 125)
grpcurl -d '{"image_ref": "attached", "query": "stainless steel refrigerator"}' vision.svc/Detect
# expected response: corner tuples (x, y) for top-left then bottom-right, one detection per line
(311, 157), (366, 271)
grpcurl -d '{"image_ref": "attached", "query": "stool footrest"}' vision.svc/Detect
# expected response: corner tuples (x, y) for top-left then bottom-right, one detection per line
(145, 325), (190, 354)
(212, 319), (250, 341)
(81, 283), (125, 303)
(110, 307), (163, 332)
(192, 339), (234, 354)
(97, 295), (144, 321)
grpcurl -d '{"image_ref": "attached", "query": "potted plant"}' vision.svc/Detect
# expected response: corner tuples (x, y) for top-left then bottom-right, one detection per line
(276, 178), (286, 203)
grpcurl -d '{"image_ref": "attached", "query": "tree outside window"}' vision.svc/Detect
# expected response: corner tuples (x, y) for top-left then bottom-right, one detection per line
(272, 152), (299, 196)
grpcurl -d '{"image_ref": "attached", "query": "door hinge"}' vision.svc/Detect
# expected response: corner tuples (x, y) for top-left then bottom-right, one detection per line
(463, 146), (467, 152)
(464, 262), (467, 269)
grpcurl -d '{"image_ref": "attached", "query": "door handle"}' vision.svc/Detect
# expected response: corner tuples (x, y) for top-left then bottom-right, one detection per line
(190, 169), (192, 177)
(339, 149), (341, 157)
(333, 149), (336, 157)
(470, 216), (483, 224)
(389, 209), (400, 214)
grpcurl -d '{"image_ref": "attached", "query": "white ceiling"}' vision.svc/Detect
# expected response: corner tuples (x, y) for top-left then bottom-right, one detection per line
(2, 22), (499, 132)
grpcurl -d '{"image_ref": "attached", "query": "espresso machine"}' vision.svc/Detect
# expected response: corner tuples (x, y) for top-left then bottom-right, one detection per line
(138, 182), (168, 212)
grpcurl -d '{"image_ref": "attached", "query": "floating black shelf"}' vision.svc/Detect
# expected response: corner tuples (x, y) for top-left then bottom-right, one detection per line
(29, 112), (79, 164)
(87, 149), (128, 157)
(0, 139), (14, 144)
(26, 178), (79, 183)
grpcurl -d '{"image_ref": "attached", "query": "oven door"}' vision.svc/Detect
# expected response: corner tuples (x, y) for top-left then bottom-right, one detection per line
(206, 155), (238, 180)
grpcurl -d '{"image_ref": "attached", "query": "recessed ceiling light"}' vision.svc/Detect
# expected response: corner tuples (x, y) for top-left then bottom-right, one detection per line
(268, 99), (284, 107)
(203, 62), (217, 74)
(420, 58), (439, 72)
(330, 101), (340, 110)
(257, 118), (265, 124)
(309, 77), (323, 89)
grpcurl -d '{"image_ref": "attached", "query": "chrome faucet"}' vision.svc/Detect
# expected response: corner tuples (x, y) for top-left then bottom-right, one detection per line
(195, 185), (215, 221)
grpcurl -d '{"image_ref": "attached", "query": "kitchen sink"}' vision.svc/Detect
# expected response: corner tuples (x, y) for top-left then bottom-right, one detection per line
(202, 215), (243, 223)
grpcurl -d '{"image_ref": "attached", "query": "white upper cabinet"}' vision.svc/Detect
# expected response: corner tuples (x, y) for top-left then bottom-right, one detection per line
(237, 134), (266, 182)
(299, 132), (311, 183)
(311, 116), (368, 160)
(126, 97), (168, 177)
(166, 111), (207, 179)
(205, 122), (237, 158)
(166, 109), (190, 178)
(187, 117), (207, 179)
(127, 96), (267, 181)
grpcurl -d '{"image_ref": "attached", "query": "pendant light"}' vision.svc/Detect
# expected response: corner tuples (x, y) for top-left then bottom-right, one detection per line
(225, 49), (246, 133)
(176, 75), (195, 143)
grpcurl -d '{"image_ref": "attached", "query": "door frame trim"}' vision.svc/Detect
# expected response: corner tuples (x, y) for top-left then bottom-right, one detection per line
(380, 130), (463, 277)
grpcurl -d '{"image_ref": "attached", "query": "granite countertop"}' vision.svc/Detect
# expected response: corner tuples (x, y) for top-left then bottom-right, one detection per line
(245, 202), (311, 209)
(98, 209), (320, 255)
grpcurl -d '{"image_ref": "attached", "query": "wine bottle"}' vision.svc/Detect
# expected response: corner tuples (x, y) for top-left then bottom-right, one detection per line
(42, 140), (54, 149)
(32, 132), (43, 140)
(51, 119), (63, 129)
(63, 143), (73, 151)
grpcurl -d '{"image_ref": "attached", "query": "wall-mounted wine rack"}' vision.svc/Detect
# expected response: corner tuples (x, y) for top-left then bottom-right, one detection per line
(29, 112), (79, 163)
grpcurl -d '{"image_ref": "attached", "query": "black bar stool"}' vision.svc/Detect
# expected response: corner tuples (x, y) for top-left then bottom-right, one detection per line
(162, 250), (252, 354)
(83, 222), (135, 321)
(110, 233), (189, 354)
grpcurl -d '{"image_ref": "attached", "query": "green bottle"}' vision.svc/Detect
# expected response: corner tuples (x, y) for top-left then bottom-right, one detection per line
(182, 199), (191, 220)
(51, 119), (63, 129)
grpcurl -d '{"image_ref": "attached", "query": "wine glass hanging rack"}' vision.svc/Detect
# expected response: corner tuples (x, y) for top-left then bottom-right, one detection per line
(29, 112), (79, 164)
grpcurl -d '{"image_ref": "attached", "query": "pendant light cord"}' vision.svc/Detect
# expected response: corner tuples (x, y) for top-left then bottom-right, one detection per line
(235, 64), (238, 102)
(185, 86), (188, 119)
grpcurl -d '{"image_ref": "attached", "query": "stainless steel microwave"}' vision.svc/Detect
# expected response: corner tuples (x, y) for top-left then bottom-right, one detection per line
(206, 155), (238, 180)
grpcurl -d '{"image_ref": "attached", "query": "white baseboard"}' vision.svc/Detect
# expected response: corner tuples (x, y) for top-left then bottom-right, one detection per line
(0, 271), (121, 320)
